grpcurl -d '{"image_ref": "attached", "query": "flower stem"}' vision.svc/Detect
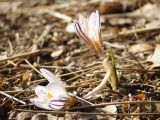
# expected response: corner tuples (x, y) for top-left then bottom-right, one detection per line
(109, 47), (119, 89)
(83, 69), (110, 99)
(103, 58), (118, 91)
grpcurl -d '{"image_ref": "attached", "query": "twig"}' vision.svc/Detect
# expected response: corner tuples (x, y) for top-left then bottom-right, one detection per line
(68, 100), (160, 111)
(7, 40), (13, 54)
(36, 25), (52, 43)
(102, 27), (160, 40)
(66, 67), (98, 82)
(1, 90), (34, 95)
(20, 64), (75, 69)
(103, 41), (125, 49)
(39, 9), (72, 22)
(0, 49), (52, 63)
(117, 68), (160, 73)
(24, 59), (42, 75)
(69, 93), (94, 105)
(3, 70), (32, 82)
(6, 0), (99, 15)
(31, 25), (52, 52)
(60, 65), (101, 77)
(14, 109), (160, 116)
(117, 49), (153, 61)
(0, 91), (26, 105)
(0, 61), (46, 106)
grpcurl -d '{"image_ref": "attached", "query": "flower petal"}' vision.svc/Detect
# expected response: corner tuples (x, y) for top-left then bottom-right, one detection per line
(40, 68), (61, 83)
(95, 10), (101, 40)
(79, 16), (86, 26)
(30, 97), (53, 110)
(46, 82), (69, 99)
(79, 16), (89, 35)
(89, 11), (96, 26)
(35, 85), (48, 101)
(48, 99), (66, 110)
(31, 69), (70, 110)
(74, 21), (88, 40)
(88, 11), (100, 41)
(95, 10), (101, 31)
(48, 103), (64, 110)
(74, 21), (95, 50)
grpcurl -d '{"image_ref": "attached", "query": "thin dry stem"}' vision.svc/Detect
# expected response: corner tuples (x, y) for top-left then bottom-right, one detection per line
(0, 91), (26, 105)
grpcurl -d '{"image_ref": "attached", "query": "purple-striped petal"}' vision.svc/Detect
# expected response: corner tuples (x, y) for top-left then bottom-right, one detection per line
(48, 104), (56, 110)
(74, 21), (95, 50)
(50, 99), (67, 103)
(49, 102), (64, 107)
(48, 101), (65, 110)
(73, 10), (103, 57)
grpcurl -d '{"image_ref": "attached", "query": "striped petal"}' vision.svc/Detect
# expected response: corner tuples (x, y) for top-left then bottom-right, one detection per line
(31, 69), (70, 110)
(73, 10), (104, 58)
(74, 21), (96, 50)
(30, 97), (52, 110)
(48, 99), (67, 110)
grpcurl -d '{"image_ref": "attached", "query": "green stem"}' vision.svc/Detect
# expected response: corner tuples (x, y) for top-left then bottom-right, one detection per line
(109, 47), (119, 88)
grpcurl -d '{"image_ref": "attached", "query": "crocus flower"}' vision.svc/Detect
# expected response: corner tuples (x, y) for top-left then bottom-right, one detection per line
(30, 69), (69, 110)
(73, 11), (118, 99)
(73, 10), (105, 58)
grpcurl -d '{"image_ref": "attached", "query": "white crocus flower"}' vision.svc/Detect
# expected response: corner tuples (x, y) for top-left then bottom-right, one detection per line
(73, 10), (105, 58)
(73, 11), (118, 99)
(30, 69), (69, 110)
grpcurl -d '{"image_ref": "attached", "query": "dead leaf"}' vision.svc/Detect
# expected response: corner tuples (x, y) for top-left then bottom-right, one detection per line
(101, 105), (117, 120)
(133, 3), (160, 21)
(21, 0), (54, 7)
(73, 114), (98, 120)
(146, 20), (160, 29)
(0, 51), (7, 60)
(99, 0), (123, 14)
(133, 93), (146, 100)
(51, 46), (64, 59)
(128, 43), (153, 54)
(31, 113), (61, 120)
(21, 71), (32, 88)
(131, 116), (140, 120)
(100, 0), (145, 15)
(0, 80), (7, 89)
(155, 103), (160, 113)
(22, 72), (32, 83)
(109, 17), (133, 26)
(17, 112), (33, 120)
(146, 45), (160, 69)
(133, 3), (160, 28)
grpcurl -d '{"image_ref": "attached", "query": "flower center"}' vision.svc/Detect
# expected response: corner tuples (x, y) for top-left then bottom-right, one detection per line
(47, 92), (54, 99)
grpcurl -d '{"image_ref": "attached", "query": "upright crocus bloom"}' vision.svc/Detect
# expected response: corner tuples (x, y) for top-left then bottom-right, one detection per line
(30, 69), (70, 110)
(73, 10), (105, 58)
(73, 11), (118, 99)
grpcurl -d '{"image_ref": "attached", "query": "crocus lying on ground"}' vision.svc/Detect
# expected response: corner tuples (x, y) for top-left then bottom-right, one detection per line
(73, 10), (118, 99)
(30, 69), (70, 110)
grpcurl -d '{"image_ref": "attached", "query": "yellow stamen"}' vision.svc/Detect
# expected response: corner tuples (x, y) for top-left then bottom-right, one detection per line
(47, 92), (54, 99)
